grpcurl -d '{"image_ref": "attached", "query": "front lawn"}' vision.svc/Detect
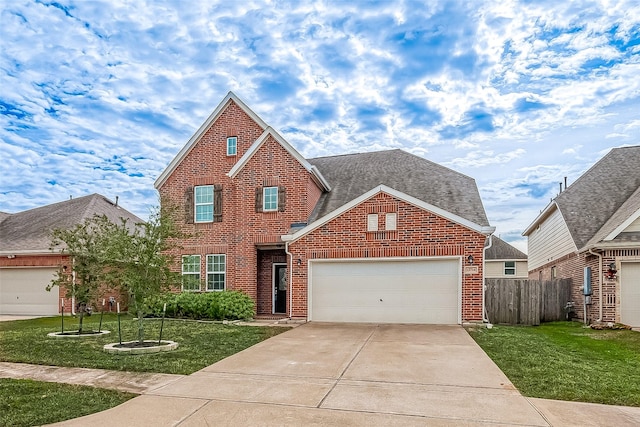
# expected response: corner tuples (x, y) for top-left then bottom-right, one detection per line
(467, 321), (640, 406)
(0, 378), (135, 427)
(0, 314), (288, 375)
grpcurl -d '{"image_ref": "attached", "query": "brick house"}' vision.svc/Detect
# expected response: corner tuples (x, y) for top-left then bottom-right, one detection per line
(0, 194), (143, 315)
(523, 146), (640, 327)
(155, 92), (496, 324)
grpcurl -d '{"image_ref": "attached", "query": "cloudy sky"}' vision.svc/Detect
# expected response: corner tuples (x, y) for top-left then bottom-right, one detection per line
(2, 0), (639, 252)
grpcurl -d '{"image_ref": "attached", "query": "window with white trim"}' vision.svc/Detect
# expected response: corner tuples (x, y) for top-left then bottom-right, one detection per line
(263, 186), (278, 211)
(182, 255), (201, 291)
(385, 212), (397, 230)
(504, 261), (516, 275)
(226, 137), (237, 156)
(194, 185), (214, 222)
(367, 214), (378, 231)
(206, 254), (226, 291)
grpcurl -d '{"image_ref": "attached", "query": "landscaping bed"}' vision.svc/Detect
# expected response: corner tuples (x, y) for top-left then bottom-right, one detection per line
(467, 321), (640, 407)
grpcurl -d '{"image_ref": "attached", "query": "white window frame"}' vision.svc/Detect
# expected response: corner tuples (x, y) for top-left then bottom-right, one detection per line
(263, 186), (278, 212)
(206, 254), (226, 291)
(182, 255), (201, 292)
(385, 212), (397, 230)
(504, 261), (516, 276)
(194, 185), (214, 223)
(226, 136), (237, 156)
(367, 213), (379, 231)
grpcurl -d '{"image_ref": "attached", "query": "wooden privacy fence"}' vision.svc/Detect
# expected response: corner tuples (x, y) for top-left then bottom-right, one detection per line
(485, 278), (572, 325)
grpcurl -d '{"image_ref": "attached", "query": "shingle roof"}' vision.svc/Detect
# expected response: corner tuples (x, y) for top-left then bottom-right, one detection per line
(485, 236), (527, 260)
(307, 149), (490, 226)
(0, 194), (144, 254)
(555, 146), (640, 250)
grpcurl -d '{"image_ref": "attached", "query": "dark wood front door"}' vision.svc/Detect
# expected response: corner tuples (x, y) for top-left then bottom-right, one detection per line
(274, 264), (287, 314)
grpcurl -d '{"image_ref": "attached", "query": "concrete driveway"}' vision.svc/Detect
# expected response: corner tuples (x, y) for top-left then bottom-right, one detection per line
(51, 323), (554, 426)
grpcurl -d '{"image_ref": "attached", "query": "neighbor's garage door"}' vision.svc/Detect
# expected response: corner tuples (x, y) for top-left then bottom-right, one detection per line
(621, 262), (640, 328)
(0, 268), (59, 315)
(310, 258), (460, 324)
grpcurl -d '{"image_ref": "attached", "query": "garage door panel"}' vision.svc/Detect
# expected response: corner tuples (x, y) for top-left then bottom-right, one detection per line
(621, 262), (640, 327)
(310, 259), (459, 324)
(0, 268), (59, 315)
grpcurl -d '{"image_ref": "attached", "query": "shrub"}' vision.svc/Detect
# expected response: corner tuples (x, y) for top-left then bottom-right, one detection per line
(143, 291), (254, 321)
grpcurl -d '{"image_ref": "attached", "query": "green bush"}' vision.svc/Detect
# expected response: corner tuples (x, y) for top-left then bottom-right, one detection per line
(143, 291), (254, 320)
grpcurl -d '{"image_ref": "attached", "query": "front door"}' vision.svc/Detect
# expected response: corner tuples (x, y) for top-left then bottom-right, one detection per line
(274, 264), (287, 314)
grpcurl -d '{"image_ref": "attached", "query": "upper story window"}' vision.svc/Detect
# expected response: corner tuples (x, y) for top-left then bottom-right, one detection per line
(182, 255), (201, 292)
(195, 185), (214, 222)
(226, 136), (237, 156)
(263, 187), (278, 211)
(504, 261), (516, 275)
(255, 186), (285, 212)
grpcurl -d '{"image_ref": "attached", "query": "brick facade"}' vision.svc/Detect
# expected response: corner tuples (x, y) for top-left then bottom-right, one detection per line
(157, 97), (491, 322)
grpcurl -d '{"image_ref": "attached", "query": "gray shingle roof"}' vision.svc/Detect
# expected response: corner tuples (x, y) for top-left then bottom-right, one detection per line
(0, 194), (144, 254)
(307, 149), (490, 226)
(485, 236), (527, 260)
(555, 146), (640, 250)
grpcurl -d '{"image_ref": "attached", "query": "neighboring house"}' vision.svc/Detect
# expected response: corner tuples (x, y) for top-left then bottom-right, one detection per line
(484, 236), (528, 279)
(523, 146), (640, 327)
(0, 194), (143, 315)
(156, 91), (495, 324)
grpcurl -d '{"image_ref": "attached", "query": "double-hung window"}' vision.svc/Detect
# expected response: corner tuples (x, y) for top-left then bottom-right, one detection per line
(195, 185), (214, 222)
(226, 137), (237, 156)
(263, 186), (278, 211)
(504, 261), (516, 275)
(206, 254), (226, 291)
(182, 255), (201, 291)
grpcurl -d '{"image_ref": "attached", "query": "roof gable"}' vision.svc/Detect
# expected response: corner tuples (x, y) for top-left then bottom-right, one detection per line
(307, 149), (489, 226)
(554, 146), (640, 249)
(485, 236), (527, 260)
(154, 91), (268, 189)
(227, 127), (330, 191)
(283, 185), (495, 244)
(0, 194), (144, 255)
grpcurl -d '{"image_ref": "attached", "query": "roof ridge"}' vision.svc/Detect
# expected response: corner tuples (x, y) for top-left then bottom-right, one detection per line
(308, 148), (402, 161)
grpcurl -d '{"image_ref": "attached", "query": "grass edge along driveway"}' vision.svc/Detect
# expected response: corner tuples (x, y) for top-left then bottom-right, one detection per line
(467, 321), (640, 407)
(0, 315), (289, 427)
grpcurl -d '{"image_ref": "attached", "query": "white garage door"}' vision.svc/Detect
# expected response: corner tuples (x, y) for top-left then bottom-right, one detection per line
(621, 262), (640, 327)
(0, 268), (59, 315)
(310, 258), (460, 324)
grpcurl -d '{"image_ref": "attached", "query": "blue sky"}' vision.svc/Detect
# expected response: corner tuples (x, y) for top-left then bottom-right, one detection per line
(1, 0), (639, 252)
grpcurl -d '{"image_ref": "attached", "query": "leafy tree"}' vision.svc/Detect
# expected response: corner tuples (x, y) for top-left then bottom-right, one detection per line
(49, 215), (117, 333)
(103, 202), (183, 343)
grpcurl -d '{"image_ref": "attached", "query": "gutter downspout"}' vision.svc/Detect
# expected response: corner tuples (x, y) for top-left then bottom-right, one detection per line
(285, 241), (293, 320)
(588, 248), (603, 322)
(482, 234), (493, 324)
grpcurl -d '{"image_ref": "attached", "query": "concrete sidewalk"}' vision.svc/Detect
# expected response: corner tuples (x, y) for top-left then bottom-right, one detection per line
(2, 323), (640, 426)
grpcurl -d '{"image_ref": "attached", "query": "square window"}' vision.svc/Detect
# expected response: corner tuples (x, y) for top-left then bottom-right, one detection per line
(367, 213), (378, 231)
(195, 185), (214, 222)
(227, 137), (237, 156)
(385, 212), (397, 230)
(182, 255), (201, 291)
(263, 187), (278, 211)
(206, 254), (226, 291)
(504, 261), (516, 275)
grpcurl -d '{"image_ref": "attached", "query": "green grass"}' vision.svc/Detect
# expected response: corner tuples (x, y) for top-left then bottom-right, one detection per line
(467, 321), (640, 406)
(0, 378), (135, 427)
(0, 314), (288, 374)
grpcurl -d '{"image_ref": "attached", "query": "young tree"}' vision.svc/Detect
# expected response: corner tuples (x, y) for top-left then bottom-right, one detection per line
(104, 202), (183, 343)
(49, 216), (116, 333)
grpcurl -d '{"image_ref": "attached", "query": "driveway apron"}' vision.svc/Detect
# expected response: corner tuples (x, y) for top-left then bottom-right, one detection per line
(49, 323), (550, 426)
